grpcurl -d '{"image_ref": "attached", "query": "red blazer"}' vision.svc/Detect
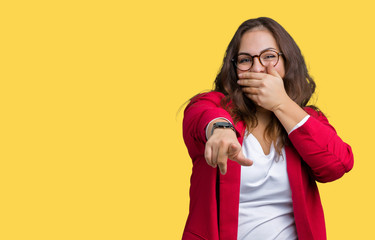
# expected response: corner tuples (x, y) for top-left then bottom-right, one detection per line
(182, 91), (354, 240)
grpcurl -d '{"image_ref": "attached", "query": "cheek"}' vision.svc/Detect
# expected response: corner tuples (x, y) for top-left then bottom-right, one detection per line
(236, 69), (247, 76)
(276, 61), (286, 78)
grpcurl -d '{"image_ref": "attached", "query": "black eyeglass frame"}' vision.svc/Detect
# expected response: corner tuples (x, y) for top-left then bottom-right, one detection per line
(231, 49), (283, 70)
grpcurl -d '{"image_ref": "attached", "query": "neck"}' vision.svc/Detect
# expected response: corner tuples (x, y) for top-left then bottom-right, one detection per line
(256, 106), (273, 125)
(247, 106), (273, 133)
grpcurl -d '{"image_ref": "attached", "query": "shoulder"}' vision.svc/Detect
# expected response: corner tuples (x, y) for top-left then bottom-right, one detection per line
(189, 91), (226, 106)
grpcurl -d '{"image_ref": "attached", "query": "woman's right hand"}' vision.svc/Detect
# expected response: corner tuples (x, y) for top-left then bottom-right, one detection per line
(205, 121), (253, 175)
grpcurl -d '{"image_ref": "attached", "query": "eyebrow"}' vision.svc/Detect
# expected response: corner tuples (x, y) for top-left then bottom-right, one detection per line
(238, 47), (278, 55)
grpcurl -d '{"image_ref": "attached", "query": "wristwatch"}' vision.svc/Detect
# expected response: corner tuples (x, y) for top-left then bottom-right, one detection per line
(211, 122), (236, 135)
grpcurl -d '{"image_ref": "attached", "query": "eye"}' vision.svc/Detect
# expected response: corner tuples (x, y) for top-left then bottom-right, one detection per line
(260, 51), (278, 61)
(262, 54), (276, 60)
(238, 57), (252, 64)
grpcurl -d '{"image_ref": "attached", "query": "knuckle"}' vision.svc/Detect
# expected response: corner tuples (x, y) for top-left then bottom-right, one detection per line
(218, 161), (226, 167)
(218, 139), (228, 146)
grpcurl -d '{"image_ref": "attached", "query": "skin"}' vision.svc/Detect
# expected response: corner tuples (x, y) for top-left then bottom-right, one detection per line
(205, 29), (308, 175)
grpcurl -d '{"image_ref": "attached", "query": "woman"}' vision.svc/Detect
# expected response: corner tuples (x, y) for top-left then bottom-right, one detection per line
(182, 17), (354, 240)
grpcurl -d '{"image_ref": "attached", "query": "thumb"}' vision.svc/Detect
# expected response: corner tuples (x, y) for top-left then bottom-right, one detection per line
(228, 143), (253, 166)
(266, 65), (281, 78)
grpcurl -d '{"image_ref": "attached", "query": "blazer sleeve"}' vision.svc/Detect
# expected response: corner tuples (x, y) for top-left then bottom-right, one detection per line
(183, 92), (238, 160)
(288, 107), (354, 183)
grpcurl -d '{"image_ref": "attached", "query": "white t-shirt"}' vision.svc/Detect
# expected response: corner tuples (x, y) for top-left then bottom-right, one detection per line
(238, 115), (309, 240)
(237, 133), (297, 240)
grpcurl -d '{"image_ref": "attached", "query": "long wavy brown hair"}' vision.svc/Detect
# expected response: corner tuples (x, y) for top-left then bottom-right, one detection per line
(214, 17), (319, 154)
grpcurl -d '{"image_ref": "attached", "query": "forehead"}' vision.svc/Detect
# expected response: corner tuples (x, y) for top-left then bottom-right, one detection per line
(238, 30), (279, 54)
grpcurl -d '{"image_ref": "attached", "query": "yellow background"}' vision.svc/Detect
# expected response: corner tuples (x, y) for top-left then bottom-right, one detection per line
(1, 0), (373, 239)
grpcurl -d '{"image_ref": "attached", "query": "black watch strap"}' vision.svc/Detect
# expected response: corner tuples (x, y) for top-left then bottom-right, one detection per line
(211, 122), (235, 135)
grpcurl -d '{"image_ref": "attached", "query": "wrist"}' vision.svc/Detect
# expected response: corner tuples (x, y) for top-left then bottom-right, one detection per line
(206, 119), (231, 140)
(272, 97), (294, 114)
(211, 122), (235, 136)
(272, 98), (309, 133)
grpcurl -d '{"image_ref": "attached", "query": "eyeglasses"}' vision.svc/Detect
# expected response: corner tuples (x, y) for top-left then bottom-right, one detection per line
(232, 49), (283, 71)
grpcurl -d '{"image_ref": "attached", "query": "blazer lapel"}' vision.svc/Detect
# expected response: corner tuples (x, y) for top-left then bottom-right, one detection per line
(285, 144), (312, 239)
(218, 120), (245, 240)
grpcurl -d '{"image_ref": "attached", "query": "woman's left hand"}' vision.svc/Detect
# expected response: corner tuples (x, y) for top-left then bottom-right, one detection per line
(237, 66), (291, 112)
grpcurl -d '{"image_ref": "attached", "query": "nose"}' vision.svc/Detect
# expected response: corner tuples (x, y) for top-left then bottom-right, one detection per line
(249, 57), (266, 73)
